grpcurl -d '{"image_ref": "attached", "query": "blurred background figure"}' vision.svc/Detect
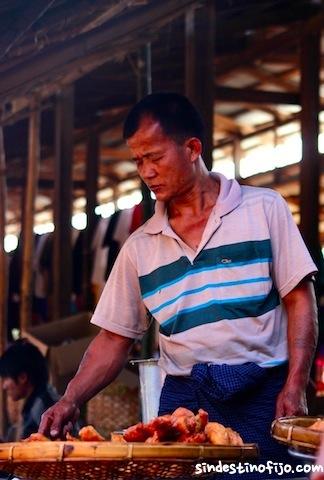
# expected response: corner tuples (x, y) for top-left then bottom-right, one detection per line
(0, 339), (59, 441)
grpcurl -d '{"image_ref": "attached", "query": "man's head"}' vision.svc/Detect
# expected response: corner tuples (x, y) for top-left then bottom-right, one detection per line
(123, 92), (205, 145)
(0, 339), (49, 401)
(123, 93), (206, 202)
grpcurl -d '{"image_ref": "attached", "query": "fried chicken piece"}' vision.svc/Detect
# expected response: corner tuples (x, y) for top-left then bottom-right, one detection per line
(23, 432), (49, 442)
(145, 431), (160, 444)
(123, 422), (154, 442)
(66, 432), (80, 441)
(195, 409), (209, 432)
(123, 408), (209, 444)
(171, 407), (195, 419)
(205, 422), (243, 446)
(226, 428), (244, 446)
(147, 414), (177, 441)
(171, 408), (197, 435)
(111, 432), (127, 443)
(78, 425), (105, 441)
(177, 432), (207, 443)
(309, 420), (324, 432)
(205, 422), (230, 445)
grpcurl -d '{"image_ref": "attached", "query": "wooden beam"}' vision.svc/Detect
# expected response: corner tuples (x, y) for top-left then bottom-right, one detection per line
(240, 65), (298, 92)
(6, 178), (85, 189)
(80, 0), (133, 34)
(214, 86), (300, 105)
(214, 111), (301, 150)
(53, 85), (74, 320)
(185, 6), (195, 100)
(0, 126), (7, 439)
(0, 0), (199, 103)
(214, 113), (242, 135)
(299, 31), (321, 266)
(186, 0), (215, 170)
(20, 100), (40, 331)
(214, 12), (324, 77)
(239, 102), (282, 122)
(0, 0), (56, 60)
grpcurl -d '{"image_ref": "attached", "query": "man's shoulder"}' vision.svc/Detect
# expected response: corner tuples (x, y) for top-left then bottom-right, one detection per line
(122, 219), (155, 248)
(240, 184), (281, 204)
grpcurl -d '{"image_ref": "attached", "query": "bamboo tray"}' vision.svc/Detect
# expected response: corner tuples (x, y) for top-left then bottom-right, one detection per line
(0, 441), (259, 480)
(271, 416), (324, 453)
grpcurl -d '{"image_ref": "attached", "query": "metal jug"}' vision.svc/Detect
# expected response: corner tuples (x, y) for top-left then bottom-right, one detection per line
(130, 358), (165, 423)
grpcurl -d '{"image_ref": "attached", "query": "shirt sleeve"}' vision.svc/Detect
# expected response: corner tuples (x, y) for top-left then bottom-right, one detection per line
(268, 193), (318, 298)
(90, 239), (149, 339)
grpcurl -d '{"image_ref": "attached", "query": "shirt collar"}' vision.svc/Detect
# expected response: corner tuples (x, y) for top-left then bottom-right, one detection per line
(143, 172), (242, 235)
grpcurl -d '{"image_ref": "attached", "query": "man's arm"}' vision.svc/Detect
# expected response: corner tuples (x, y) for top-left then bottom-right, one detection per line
(275, 279), (318, 417)
(39, 328), (134, 438)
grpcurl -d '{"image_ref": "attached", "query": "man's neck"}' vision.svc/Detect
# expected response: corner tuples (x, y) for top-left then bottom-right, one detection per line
(168, 173), (220, 219)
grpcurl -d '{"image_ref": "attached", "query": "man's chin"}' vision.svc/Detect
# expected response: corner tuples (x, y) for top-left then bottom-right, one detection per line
(153, 191), (170, 202)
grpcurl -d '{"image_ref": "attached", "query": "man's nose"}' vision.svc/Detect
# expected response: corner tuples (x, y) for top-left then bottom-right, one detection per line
(141, 163), (156, 180)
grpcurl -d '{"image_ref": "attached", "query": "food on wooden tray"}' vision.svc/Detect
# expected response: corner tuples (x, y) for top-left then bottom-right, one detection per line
(123, 407), (243, 445)
(110, 432), (127, 443)
(77, 425), (105, 441)
(205, 422), (243, 446)
(66, 432), (80, 441)
(23, 432), (49, 442)
(308, 419), (324, 432)
(23, 425), (105, 442)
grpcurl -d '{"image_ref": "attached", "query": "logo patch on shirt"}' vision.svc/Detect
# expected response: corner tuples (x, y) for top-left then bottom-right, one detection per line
(220, 258), (232, 264)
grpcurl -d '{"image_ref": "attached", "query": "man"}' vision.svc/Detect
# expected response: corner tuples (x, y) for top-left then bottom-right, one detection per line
(0, 339), (59, 440)
(39, 93), (317, 463)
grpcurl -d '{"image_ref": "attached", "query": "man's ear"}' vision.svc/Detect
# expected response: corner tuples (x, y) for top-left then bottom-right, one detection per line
(186, 137), (202, 162)
(17, 372), (28, 385)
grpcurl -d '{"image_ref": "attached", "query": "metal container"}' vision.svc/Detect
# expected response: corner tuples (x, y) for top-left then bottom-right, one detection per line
(130, 358), (165, 423)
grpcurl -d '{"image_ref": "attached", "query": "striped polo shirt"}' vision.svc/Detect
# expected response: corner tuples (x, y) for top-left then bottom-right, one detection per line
(91, 173), (317, 376)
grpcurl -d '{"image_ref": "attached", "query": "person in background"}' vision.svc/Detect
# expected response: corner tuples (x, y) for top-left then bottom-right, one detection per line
(0, 339), (59, 440)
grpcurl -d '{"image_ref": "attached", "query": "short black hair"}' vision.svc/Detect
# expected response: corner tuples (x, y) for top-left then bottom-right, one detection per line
(0, 339), (48, 389)
(123, 92), (205, 144)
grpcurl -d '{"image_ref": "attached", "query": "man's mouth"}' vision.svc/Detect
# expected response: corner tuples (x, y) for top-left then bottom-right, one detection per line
(149, 185), (162, 191)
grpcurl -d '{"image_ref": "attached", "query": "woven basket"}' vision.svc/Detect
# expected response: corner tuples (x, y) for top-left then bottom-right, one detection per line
(271, 416), (324, 452)
(86, 382), (139, 437)
(0, 441), (259, 480)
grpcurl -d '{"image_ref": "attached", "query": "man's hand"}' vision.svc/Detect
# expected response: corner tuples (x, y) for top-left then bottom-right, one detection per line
(275, 381), (307, 418)
(39, 397), (80, 439)
(278, 280), (317, 418)
(38, 329), (133, 438)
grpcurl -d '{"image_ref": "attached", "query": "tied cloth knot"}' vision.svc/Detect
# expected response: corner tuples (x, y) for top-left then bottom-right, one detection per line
(191, 362), (268, 402)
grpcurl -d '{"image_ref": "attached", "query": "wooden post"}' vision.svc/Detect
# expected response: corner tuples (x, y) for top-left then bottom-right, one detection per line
(185, 1), (215, 170)
(143, 43), (154, 221)
(135, 44), (155, 358)
(0, 127), (7, 351)
(185, 6), (195, 101)
(299, 32), (321, 266)
(20, 99), (40, 331)
(53, 85), (74, 319)
(84, 131), (99, 310)
(233, 137), (242, 179)
(0, 126), (8, 438)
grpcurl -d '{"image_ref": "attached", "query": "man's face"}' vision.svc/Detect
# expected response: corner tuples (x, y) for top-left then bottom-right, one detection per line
(127, 116), (199, 202)
(2, 374), (29, 401)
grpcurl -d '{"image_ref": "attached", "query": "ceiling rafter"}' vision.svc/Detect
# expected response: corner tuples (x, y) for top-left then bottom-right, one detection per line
(0, 0), (56, 61)
(0, 0), (199, 104)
